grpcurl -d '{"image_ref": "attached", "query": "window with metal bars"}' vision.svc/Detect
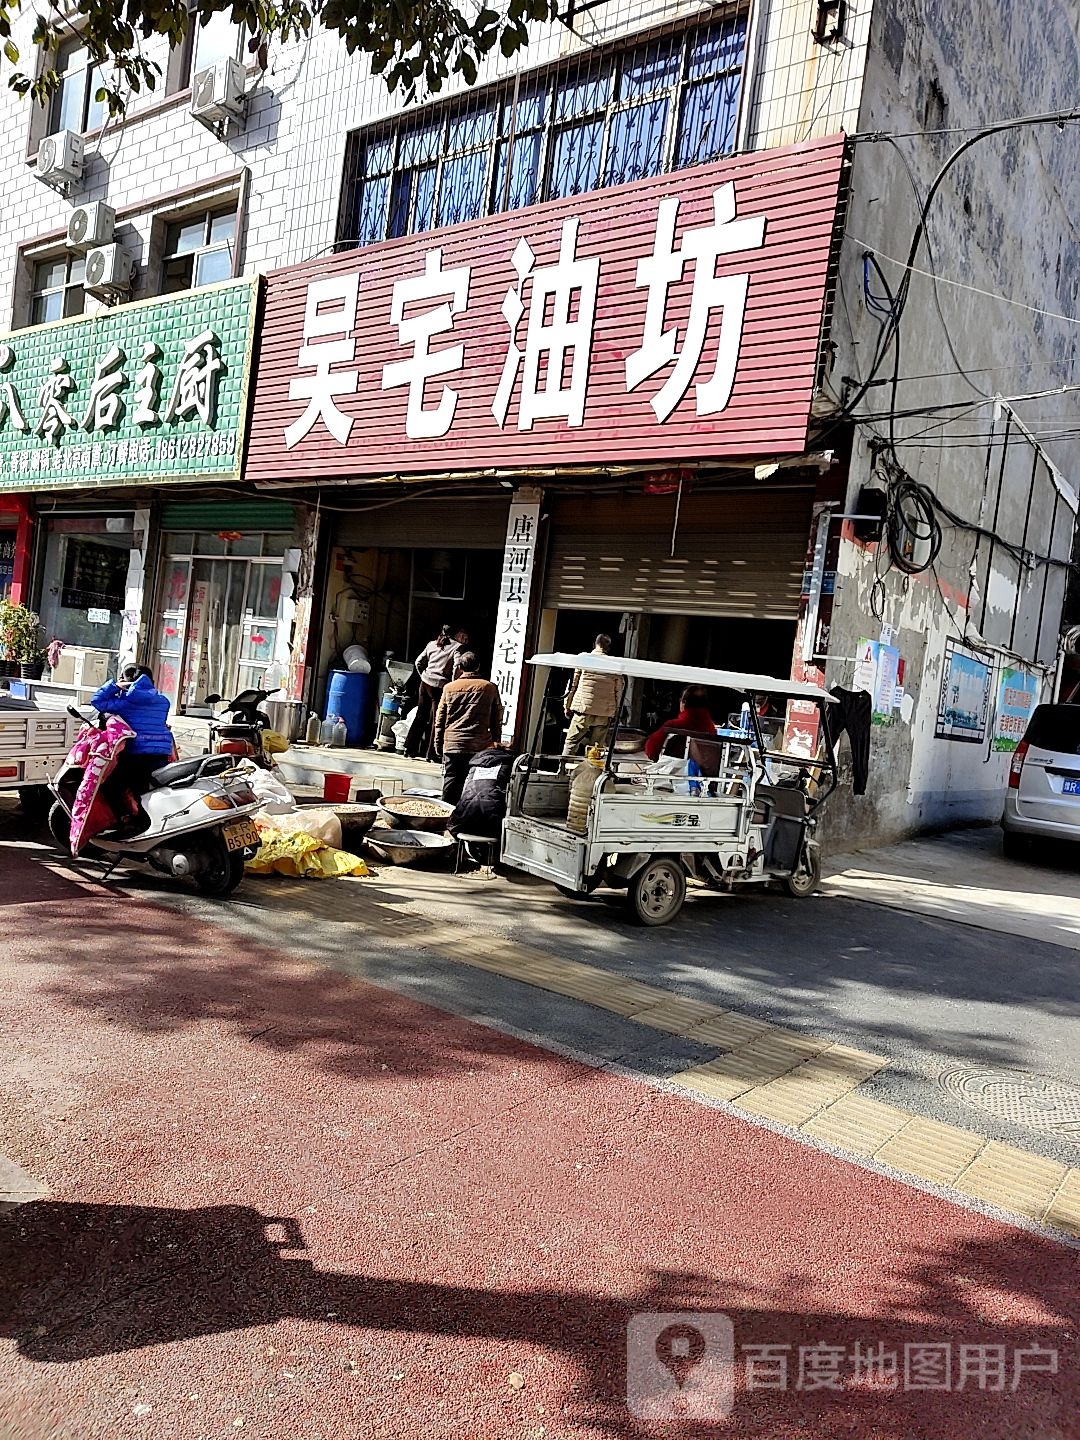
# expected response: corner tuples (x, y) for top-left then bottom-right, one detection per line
(340, 11), (748, 249)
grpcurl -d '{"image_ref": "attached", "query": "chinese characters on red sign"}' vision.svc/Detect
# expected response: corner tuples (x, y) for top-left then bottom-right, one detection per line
(246, 137), (844, 481)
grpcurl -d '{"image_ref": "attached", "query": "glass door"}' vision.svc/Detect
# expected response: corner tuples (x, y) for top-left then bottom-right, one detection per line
(180, 558), (247, 711)
(236, 561), (282, 693)
(154, 557), (191, 707)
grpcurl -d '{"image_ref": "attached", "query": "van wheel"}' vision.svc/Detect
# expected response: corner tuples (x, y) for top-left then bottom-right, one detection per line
(780, 841), (821, 898)
(627, 857), (686, 926)
(194, 843), (246, 897)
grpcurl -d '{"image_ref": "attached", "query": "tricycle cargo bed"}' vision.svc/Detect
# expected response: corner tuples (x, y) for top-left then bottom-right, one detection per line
(0, 699), (81, 790)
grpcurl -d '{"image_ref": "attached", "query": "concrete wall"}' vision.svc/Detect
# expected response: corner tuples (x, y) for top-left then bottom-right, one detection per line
(819, 0), (1080, 846)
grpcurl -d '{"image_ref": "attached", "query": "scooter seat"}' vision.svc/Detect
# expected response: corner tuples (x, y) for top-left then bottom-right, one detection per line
(150, 754), (234, 787)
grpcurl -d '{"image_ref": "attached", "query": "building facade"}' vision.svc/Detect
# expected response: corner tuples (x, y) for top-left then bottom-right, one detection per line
(0, 0), (1076, 846)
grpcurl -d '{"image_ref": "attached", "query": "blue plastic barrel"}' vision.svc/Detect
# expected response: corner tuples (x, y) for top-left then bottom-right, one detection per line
(326, 669), (369, 746)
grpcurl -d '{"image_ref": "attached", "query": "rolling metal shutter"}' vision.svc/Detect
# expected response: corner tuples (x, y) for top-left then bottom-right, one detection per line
(543, 487), (814, 620)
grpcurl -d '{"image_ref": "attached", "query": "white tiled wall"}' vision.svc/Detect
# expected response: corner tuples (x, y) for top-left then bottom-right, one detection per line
(0, 0), (867, 324)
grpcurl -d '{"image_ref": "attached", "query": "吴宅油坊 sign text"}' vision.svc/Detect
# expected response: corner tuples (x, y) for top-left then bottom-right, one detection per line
(245, 137), (845, 482)
(0, 279), (257, 492)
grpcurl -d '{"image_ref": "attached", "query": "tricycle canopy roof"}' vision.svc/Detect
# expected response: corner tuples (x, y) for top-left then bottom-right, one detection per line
(527, 653), (836, 704)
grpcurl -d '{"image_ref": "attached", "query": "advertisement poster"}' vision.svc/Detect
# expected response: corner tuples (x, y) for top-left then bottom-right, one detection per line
(993, 666), (1039, 752)
(935, 639), (993, 743)
(854, 639), (902, 724)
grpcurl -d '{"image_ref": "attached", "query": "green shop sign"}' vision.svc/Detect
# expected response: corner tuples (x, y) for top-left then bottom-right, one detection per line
(0, 277), (257, 492)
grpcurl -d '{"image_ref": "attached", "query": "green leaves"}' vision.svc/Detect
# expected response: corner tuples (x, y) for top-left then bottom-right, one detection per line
(0, 0), (567, 116)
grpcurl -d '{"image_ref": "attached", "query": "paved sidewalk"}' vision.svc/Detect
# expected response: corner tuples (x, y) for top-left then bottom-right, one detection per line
(0, 849), (1075, 1440)
(825, 826), (1080, 952)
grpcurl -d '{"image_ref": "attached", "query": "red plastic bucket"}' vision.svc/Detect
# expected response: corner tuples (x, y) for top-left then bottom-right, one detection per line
(323, 772), (352, 803)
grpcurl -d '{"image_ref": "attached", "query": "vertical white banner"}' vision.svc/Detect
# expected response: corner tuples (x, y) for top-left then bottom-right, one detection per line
(493, 488), (542, 743)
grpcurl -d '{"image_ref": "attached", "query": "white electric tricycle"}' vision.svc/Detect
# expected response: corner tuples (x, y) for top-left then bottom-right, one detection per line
(501, 653), (841, 926)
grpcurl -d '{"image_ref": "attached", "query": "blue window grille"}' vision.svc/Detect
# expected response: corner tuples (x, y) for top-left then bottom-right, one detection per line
(341, 10), (748, 249)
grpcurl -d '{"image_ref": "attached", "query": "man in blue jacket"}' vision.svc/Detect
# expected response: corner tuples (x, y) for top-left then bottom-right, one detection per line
(90, 665), (174, 823)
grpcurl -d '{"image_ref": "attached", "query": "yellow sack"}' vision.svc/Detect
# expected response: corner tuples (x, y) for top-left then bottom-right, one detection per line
(246, 823), (367, 879)
(262, 730), (290, 754)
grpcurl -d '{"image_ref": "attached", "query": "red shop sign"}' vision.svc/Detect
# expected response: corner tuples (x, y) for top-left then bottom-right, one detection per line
(246, 135), (845, 482)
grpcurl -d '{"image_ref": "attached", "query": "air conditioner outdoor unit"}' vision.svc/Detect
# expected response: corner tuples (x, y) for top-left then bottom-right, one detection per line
(35, 129), (84, 190)
(84, 243), (135, 300)
(190, 57), (247, 126)
(66, 200), (115, 252)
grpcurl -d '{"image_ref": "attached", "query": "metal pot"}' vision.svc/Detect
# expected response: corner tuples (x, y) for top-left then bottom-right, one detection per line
(613, 729), (648, 754)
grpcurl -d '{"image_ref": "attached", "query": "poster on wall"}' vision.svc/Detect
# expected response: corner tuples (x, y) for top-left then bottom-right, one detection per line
(993, 666), (1039, 752)
(854, 639), (902, 724)
(935, 639), (993, 743)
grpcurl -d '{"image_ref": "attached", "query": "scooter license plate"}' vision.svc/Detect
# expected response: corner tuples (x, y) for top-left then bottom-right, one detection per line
(224, 819), (260, 852)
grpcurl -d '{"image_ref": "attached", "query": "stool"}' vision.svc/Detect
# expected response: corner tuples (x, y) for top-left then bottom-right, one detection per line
(454, 832), (499, 873)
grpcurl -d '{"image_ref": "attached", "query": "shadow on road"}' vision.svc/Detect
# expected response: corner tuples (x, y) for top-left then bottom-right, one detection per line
(0, 1200), (1072, 1439)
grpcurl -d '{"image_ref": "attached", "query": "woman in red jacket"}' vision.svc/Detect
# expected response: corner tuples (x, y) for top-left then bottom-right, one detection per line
(644, 685), (717, 761)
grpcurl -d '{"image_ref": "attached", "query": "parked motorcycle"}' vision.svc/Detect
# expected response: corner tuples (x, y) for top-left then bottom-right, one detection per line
(48, 708), (262, 897)
(204, 687), (279, 768)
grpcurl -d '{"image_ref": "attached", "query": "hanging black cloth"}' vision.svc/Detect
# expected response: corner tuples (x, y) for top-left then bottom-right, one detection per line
(826, 687), (872, 796)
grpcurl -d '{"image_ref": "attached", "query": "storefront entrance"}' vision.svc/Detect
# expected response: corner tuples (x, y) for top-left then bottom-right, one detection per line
(528, 483), (813, 747)
(313, 496), (511, 731)
(37, 514), (134, 666)
(155, 532), (291, 711)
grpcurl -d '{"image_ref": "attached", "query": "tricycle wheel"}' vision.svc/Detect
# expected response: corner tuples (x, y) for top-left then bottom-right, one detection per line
(780, 841), (821, 898)
(627, 856), (686, 926)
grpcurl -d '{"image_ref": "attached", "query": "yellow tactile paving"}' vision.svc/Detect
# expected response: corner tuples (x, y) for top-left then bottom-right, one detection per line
(684, 1010), (772, 1050)
(629, 995), (730, 1034)
(875, 1118), (987, 1187)
(1043, 1169), (1080, 1235)
(737, 1044), (887, 1127)
(802, 1093), (910, 1155)
(953, 1142), (1069, 1221)
(250, 877), (1080, 1237)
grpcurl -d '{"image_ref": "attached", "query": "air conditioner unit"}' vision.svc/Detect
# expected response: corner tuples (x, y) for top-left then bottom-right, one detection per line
(66, 200), (115, 252)
(36, 129), (84, 190)
(190, 57), (247, 126)
(84, 243), (135, 300)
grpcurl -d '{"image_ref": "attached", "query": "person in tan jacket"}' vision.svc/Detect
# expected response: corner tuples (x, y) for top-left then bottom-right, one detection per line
(563, 634), (622, 755)
(434, 652), (505, 804)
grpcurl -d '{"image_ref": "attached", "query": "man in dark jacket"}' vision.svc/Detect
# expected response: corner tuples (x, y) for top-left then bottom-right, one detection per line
(433, 652), (504, 804)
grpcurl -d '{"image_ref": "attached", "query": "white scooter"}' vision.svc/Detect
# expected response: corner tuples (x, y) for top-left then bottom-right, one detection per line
(48, 708), (262, 897)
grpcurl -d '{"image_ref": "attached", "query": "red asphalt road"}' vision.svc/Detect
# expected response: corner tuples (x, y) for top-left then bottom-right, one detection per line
(0, 846), (1075, 1440)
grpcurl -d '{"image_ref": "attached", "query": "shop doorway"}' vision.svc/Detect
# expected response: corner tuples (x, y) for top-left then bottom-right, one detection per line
(323, 545), (504, 684)
(37, 515), (133, 666)
(154, 532), (289, 711)
(534, 606), (797, 750)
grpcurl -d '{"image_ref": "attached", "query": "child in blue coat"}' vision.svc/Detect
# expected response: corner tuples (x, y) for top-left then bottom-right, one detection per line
(90, 665), (174, 820)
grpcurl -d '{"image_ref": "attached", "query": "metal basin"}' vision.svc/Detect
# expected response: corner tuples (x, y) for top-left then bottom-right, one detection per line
(366, 830), (455, 865)
(378, 797), (455, 832)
